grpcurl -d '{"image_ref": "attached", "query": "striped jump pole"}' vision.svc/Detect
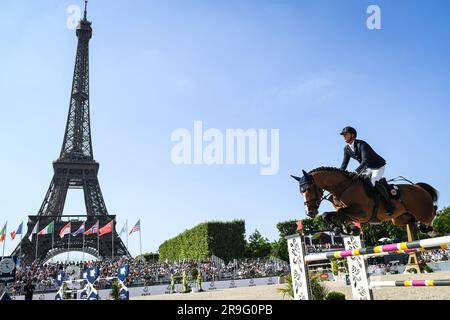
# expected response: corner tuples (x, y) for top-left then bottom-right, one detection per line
(304, 236), (450, 262)
(370, 279), (450, 288)
(363, 248), (422, 259)
(286, 233), (450, 300)
(319, 246), (442, 261)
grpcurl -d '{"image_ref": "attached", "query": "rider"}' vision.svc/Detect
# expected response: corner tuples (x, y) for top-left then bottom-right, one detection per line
(339, 126), (395, 215)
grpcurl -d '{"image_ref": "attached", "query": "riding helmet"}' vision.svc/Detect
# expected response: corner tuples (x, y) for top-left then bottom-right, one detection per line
(340, 126), (357, 136)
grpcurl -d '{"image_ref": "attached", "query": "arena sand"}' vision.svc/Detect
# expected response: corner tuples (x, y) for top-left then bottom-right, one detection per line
(133, 270), (450, 300)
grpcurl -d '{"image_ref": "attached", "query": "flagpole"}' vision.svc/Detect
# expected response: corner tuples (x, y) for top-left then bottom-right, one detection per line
(51, 223), (54, 263)
(97, 221), (100, 260)
(19, 222), (23, 267)
(126, 219), (128, 250)
(111, 219), (114, 260)
(2, 222), (7, 258)
(67, 222), (71, 262)
(35, 220), (39, 263)
(82, 223), (85, 262)
(139, 222), (142, 257)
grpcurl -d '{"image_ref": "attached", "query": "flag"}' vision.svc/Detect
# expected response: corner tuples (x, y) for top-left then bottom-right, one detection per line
(119, 223), (126, 237)
(129, 220), (140, 235)
(10, 222), (23, 240)
(296, 220), (303, 231)
(0, 223), (6, 242)
(59, 222), (71, 238)
(31, 223), (38, 234)
(28, 223), (38, 241)
(38, 221), (54, 236)
(85, 221), (99, 236)
(99, 221), (113, 237)
(72, 222), (86, 237)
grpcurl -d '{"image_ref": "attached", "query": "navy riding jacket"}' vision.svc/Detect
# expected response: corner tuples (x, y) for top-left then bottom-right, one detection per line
(340, 139), (386, 173)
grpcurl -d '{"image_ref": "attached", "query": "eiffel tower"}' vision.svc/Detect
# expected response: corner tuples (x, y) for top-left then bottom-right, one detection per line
(13, 1), (131, 264)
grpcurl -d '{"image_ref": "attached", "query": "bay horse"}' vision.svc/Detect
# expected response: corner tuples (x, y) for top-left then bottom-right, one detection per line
(291, 167), (439, 236)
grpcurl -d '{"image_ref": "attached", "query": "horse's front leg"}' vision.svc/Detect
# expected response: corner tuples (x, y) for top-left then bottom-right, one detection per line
(321, 211), (345, 235)
(322, 211), (338, 224)
(335, 207), (363, 236)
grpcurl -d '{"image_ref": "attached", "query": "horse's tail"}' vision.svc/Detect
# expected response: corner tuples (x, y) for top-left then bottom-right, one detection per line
(416, 182), (439, 210)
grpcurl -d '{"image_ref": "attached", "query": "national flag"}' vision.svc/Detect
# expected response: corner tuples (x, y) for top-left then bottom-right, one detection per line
(38, 221), (54, 236)
(296, 220), (303, 231)
(10, 222), (23, 240)
(28, 223), (38, 241)
(119, 223), (126, 237)
(59, 222), (71, 238)
(99, 221), (113, 237)
(85, 221), (99, 236)
(72, 222), (85, 237)
(0, 223), (6, 242)
(129, 220), (140, 235)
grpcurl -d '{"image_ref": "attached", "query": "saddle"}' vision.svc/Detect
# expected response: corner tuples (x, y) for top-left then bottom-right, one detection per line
(359, 176), (401, 223)
(359, 176), (401, 200)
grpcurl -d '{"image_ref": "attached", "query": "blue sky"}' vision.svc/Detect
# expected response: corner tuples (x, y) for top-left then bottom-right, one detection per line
(0, 0), (449, 257)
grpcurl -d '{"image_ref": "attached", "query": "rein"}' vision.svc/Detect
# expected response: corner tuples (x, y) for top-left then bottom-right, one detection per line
(304, 175), (360, 210)
(304, 178), (352, 208)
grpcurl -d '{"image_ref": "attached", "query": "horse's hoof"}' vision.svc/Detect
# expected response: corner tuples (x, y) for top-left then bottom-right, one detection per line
(419, 224), (434, 234)
(332, 226), (343, 235)
(349, 225), (361, 236)
(427, 230), (439, 238)
(339, 225), (353, 237)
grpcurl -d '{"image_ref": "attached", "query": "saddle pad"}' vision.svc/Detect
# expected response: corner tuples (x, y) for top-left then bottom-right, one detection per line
(387, 184), (401, 200)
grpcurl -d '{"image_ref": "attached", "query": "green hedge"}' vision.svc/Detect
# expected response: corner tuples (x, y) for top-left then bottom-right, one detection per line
(158, 220), (246, 262)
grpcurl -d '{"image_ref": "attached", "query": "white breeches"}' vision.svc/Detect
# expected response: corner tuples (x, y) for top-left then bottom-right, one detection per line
(363, 166), (385, 185)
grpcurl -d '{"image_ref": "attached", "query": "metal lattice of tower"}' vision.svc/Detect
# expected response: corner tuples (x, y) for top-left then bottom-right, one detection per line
(13, 1), (131, 264)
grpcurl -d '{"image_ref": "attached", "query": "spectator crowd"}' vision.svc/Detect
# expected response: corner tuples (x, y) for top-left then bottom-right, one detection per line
(6, 257), (288, 296)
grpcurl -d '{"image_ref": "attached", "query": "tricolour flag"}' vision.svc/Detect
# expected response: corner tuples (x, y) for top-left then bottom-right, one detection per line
(28, 223), (38, 241)
(85, 221), (99, 236)
(129, 220), (140, 235)
(10, 222), (23, 240)
(31, 223), (38, 234)
(72, 222), (86, 237)
(38, 221), (54, 236)
(0, 223), (6, 242)
(59, 222), (71, 238)
(99, 221), (113, 237)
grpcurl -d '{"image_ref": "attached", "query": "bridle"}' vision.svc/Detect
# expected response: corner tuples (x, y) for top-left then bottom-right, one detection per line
(298, 171), (360, 214)
(301, 182), (329, 209)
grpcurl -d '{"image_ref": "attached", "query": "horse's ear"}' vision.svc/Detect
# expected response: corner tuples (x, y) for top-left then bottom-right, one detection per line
(290, 175), (301, 182)
(302, 170), (309, 177)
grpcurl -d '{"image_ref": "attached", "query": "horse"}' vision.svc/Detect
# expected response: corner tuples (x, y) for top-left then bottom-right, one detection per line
(291, 167), (439, 236)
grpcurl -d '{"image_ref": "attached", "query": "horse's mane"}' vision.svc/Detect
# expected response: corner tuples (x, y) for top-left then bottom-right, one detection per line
(309, 166), (365, 182)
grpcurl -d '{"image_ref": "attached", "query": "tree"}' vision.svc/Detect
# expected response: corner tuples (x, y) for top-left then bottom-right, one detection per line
(269, 220), (297, 261)
(137, 252), (159, 263)
(270, 217), (333, 261)
(433, 207), (450, 235)
(245, 229), (271, 258)
(361, 222), (406, 246)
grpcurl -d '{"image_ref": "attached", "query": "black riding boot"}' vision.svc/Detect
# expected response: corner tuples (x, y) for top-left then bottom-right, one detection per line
(375, 180), (396, 216)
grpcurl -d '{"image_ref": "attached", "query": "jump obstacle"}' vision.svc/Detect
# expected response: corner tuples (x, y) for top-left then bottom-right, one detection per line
(286, 234), (450, 300)
(55, 265), (129, 300)
(303, 236), (450, 262)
